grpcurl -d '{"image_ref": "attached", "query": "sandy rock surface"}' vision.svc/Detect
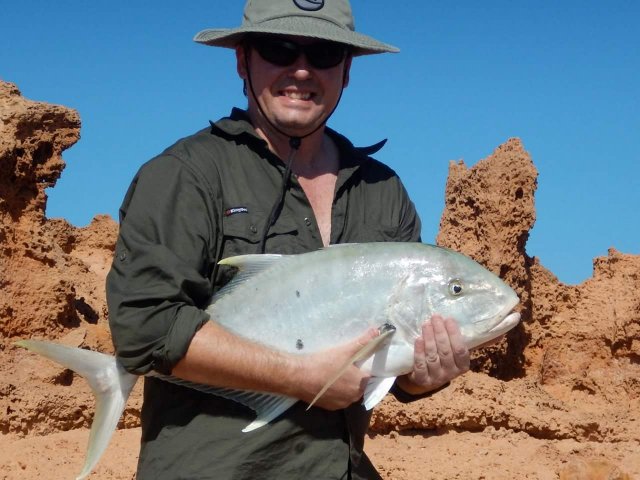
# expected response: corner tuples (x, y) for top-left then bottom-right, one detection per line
(1, 81), (638, 479)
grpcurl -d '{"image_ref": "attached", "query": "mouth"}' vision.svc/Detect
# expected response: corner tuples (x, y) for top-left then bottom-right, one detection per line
(280, 90), (315, 101)
(488, 312), (521, 334)
(463, 310), (521, 350)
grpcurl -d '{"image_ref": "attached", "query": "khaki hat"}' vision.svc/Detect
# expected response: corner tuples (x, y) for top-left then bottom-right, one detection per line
(193, 0), (399, 56)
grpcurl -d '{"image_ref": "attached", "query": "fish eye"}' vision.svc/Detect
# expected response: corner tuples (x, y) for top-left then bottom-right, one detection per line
(448, 279), (463, 296)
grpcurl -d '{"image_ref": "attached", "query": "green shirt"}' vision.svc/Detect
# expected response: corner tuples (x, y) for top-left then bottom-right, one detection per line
(107, 109), (421, 479)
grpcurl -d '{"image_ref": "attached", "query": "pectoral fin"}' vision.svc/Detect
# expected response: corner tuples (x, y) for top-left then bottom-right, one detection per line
(306, 323), (396, 410)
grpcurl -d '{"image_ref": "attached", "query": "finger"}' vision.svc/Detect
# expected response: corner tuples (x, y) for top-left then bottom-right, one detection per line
(431, 315), (456, 370)
(444, 317), (470, 371)
(413, 334), (427, 372)
(421, 318), (440, 365)
(341, 326), (385, 365)
(352, 327), (379, 350)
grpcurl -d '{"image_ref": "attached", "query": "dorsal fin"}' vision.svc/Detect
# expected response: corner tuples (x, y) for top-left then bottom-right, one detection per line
(214, 254), (287, 300)
(324, 243), (355, 249)
(219, 254), (285, 271)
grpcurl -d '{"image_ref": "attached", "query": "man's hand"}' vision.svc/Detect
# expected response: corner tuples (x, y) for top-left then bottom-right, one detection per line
(295, 328), (379, 411)
(395, 314), (470, 395)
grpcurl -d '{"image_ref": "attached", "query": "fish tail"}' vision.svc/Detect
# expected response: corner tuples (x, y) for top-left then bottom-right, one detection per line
(15, 340), (138, 480)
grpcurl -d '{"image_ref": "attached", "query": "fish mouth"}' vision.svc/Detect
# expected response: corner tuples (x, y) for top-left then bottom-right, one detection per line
(473, 289), (520, 330)
(488, 311), (521, 334)
(464, 310), (521, 350)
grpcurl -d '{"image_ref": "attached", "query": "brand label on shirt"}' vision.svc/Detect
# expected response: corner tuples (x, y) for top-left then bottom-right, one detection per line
(224, 207), (249, 217)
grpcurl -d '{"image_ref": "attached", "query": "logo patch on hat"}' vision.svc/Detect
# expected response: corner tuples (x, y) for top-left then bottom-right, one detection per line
(293, 0), (324, 12)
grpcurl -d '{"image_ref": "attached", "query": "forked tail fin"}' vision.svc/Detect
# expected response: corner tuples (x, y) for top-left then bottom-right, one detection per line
(15, 340), (138, 480)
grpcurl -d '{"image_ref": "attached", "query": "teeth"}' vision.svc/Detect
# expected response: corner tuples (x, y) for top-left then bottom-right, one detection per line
(285, 91), (311, 100)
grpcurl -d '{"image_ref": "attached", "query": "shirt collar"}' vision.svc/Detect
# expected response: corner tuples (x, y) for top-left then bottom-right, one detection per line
(211, 108), (387, 169)
(212, 108), (265, 141)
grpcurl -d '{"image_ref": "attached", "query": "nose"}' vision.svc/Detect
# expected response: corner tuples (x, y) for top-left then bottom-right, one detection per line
(288, 54), (313, 80)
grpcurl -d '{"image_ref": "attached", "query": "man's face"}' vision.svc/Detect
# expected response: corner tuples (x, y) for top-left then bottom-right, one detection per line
(236, 35), (351, 139)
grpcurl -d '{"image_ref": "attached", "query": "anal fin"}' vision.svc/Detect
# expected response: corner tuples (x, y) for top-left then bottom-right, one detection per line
(241, 396), (298, 432)
(151, 373), (298, 432)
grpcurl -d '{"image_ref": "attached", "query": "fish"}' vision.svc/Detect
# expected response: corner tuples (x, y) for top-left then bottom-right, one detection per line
(17, 242), (520, 479)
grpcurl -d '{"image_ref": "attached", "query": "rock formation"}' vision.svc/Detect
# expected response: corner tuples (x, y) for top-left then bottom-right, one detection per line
(368, 139), (639, 479)
(0, 81), (137, 441)
(0, 81), (638, 479)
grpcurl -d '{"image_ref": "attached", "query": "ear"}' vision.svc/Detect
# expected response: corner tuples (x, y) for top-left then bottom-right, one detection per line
(342, 56), (352, 88)
(236, 45), (248, 80)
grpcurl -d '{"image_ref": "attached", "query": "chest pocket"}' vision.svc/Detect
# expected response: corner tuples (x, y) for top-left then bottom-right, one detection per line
(216, 211), (301, 291)
(221, 210), (300, 257)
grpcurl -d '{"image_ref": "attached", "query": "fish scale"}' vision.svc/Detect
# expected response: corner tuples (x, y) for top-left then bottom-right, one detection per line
(212, 242), (519, 372)
(211, 244), (416, 356)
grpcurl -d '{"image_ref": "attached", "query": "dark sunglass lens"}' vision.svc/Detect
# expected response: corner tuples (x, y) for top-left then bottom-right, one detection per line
(254, 39), (299, 67)
(251, 36), (346, 70)
(305, 43), (346, 69)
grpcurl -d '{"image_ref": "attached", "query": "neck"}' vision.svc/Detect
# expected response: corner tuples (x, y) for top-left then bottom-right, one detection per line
(248, 108), (328, 168)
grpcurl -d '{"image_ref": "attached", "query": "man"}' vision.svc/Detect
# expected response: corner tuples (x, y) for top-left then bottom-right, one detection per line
(107, 1), (470, 478)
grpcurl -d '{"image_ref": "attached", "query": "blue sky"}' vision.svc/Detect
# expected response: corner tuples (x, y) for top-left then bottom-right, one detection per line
(2, 1), (638, 285)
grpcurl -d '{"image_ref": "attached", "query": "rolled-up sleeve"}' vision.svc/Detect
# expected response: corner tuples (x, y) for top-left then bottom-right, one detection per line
(106, 153), (218, 375)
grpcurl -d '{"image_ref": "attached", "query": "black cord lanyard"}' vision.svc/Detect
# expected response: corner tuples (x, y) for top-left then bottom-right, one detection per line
(257, 136), (300, 253)
(244, 51), (347, 253)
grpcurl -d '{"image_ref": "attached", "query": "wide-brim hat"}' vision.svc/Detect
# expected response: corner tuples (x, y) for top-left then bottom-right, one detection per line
(194, 0), (399, 56)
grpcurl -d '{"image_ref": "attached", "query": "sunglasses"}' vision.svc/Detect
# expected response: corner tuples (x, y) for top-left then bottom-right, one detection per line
(248, 36), (349, 70)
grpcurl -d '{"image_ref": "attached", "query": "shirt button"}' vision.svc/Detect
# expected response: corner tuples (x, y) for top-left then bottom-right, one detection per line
(118, 251), (127, 261)
(250, 224), (258, 234)
(304, 217), (311, 227)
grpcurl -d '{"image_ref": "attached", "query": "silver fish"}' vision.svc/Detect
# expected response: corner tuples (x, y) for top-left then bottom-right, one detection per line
(17, 242), (520, 479)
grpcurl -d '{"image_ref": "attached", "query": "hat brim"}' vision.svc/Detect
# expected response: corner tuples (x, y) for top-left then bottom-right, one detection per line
(193, 16), (399, 56)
